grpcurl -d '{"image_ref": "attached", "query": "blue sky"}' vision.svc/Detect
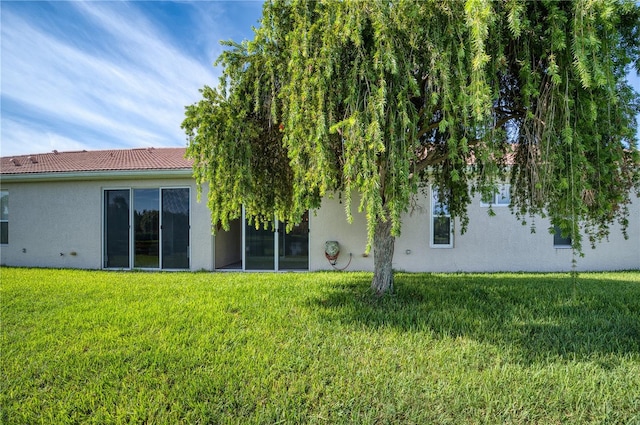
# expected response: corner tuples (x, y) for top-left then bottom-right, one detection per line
(1, 1), (264, 157)
(1, 1), (639, 157)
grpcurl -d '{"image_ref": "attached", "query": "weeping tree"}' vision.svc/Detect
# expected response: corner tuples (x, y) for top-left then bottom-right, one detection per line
(183, 0), (639, 295)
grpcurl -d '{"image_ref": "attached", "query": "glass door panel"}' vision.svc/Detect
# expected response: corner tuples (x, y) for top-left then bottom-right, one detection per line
(104, 189), (130, 268)
(245, 222), (275, 270)
(162, 188), (190, 269)
(134, 189), (159, 268)
(279, 211), (309, 270)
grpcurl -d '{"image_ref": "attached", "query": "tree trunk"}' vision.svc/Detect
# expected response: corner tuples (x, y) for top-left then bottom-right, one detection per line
(371, 217), (395, 295)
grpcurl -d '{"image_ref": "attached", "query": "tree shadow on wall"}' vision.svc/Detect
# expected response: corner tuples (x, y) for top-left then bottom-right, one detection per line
(308, 272), (640, 365)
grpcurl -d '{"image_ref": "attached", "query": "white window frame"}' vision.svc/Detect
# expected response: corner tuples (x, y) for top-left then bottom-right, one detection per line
(0, 190), (8, 245)
(480, 184), (511, 207)
(430, 187), (453, 248)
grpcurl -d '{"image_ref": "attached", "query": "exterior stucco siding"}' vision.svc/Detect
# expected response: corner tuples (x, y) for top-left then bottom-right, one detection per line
(0, 181), (101, 268)
(0, 179), (214, 270)
(310, 192), (639, 272)
(1, 178), (637, 272)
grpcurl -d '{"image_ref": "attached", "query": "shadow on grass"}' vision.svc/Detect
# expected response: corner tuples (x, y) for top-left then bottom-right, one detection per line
(309, 272), (640, 364)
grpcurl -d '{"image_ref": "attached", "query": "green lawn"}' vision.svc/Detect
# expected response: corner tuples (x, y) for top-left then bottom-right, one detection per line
(2, 268), (639, 424)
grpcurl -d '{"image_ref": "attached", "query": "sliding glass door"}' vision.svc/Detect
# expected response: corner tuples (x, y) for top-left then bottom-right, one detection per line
(278, 212), (309, 270)
(162, 188), (190, 269)
(245, 222), (276, 270)
(103, 188), (189, 269)
(104, 190), (130, 268)
(240, 209), (309, 271)
(134, 189), (160, 268)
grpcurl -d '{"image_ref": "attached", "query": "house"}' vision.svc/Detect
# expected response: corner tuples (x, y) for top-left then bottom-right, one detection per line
(1, 147), (638, 272)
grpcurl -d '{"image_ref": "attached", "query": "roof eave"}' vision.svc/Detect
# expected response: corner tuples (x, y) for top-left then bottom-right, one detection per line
(0, 168), (193, 183)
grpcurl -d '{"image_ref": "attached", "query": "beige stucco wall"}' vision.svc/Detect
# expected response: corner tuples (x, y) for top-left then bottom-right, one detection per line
(310, 191), (640, 272)
(1, 178), (637, 273)
(0, 178), (214, 270)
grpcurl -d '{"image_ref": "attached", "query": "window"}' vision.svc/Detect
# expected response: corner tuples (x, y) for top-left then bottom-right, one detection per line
(480, 184), (511, 207)
(553, 225), (572, 248)
(161, 188), (190, 269)
(104, 189), (131, 268)
(431, 188), (453, 248)
(103, 188), (190, 269)
(134, 189), (160, 268)
(0, 191), (7, 244)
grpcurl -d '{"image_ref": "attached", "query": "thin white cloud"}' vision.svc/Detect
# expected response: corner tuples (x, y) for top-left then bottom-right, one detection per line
(3, 0), (631, 159)
(1, 119), (94, 157)
(72, 1), (219, 85)
(1, 1), (237, 157)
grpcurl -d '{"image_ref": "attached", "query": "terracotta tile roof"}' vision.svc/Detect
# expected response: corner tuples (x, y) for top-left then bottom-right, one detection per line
(0, 147), (192, 175)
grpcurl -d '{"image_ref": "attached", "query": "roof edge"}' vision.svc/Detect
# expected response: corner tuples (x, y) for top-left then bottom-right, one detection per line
(1, 168), (193, 183)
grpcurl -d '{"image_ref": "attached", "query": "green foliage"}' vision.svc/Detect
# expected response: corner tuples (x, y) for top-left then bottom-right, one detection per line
(3, 268), (640, 423)
(183, 0), (640, 255)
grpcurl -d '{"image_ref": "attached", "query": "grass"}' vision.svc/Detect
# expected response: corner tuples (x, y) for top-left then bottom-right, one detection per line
(1, 268), (639, 424)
